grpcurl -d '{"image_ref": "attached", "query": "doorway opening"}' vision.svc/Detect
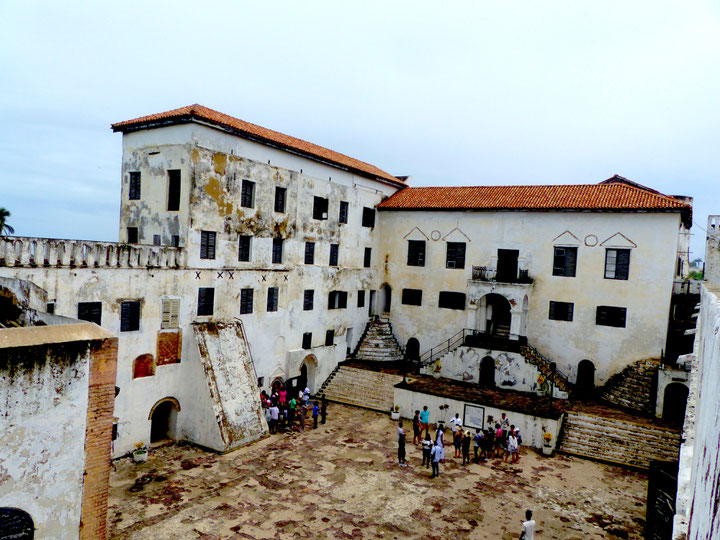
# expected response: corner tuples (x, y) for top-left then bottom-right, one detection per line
(576, 360), (595, 397)
(149, 397), (180, 443)
(482, 293), (512, 337)
(479, 356), (496, 388)
(663, 383), (689, 425)
(380, 284), (392, 313)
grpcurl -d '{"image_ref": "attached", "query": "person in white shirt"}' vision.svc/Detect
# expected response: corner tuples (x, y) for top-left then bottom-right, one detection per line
(450, 413), (462, 433)
(520, 510), (535, 540)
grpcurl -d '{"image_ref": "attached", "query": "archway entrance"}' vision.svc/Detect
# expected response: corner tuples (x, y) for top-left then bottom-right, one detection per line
(300, 355), (318, 393)
(663, 383), (689, 425)
(576, 360), (595, 397)
(0, 508), (34, 539)
(149, 398), (180, 443)
(405, 338), (420, 361)
(479, 356), (496, 388)
(380, 284), (392, 313)
(483, 294), (511, 337)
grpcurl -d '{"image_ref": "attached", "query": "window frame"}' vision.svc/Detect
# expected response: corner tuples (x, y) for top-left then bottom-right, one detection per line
(438, 291), (466, 310)
(357, 290), (365, 308)
(362, 207), (376, 228)
(77, 301), (102, 326)
(274, 186), (287, 213)
(167, 169), (181, 211)
(120, 300), (141, 332)
(241, 180), (255, 208)
(161, 298), (180, 329)
(552, 246), (577, 277)
(604, 248), (630, 280)
(313, 196), (329, 220)
(401, 289), (423, 306)
(127, 227), (138, 244)
(304, 241), (315, 265)
(548, 300), (574, 321)
(339, 201), (349, 224)
(303, 289), (314, 311)
(302, 332), (313, 350)
(240, 288), (254, 315)
(407, 240), (426, 267)
(238, 235), (252, 262)
(596, 305), (627, 328)
(325, 329), (335, 346)
(128, 171), (141, 200)
(267, 287), (279, 312)
(363, 247), (372, 268)
(446, 242), (466, 269)
(200, 231), (217, 260)
(329, 244), (339, 267)
(272, 238), (284, 264)
(197, 287), (215, 316)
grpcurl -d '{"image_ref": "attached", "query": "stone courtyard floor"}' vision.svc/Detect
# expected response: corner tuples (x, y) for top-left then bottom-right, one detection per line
(109, 404), (648, 539)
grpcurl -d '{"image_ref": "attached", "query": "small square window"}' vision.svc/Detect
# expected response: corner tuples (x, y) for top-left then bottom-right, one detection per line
(302, 332), (312, 350)
(129, 172), (141, 200)
(596, 306), (627, 328)
(438, 291), (466, 310)
(200, 231), (216, 259)
(153, 234), (161, 246)
(362, 207), (375, 228)
(267, 287), (279, 312)
(197, 287), (214, 316)
(446, 242), (466, 269)
(328, 291), (348, 310)
(78, 302), (102, 325)
(303, 290), (314, 311)
(305, 242), (315, 265)
(120, 301), (141, 332)
(272, 238), (284, 264)
(401, 289), (422, 306)
(46, 301), (55, 314)
(240, 289), (254, 314)
(239, 235), (252, 262)
(549, 301), (573, 321)
(329, 244), (339, 266)
(325, 329), (335, 346)
(241, 180), (255, 208)
(171, 235), (180, 247)
(605, 249), (630, 280)
(553, 247), (577, 277)
(274, 186), (287, 213)
(407, 240), (426, 267)
(313, 196), (329, 220)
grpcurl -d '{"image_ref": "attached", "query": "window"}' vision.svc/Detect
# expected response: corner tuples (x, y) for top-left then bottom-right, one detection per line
(304, 242), (315, 264)
(257, 376), (264, 388)
(339, 201), (349, 224)
(238, 235), (252, 262)
(241, 180), (255, 208)
(446, 242), (466, 269)
(553, 247), (577, 277)
(362, 207), (375, 228)
(596, 306), (627, 328)
(200, 231), (216, 259)
(364, 247), (372, 268)
(303, 290), (314, 311)
(605, 249), (630, 280)
(240, 289), (254, 314)
(328, 291), (348, 309)
(274, 187), (287, 213)
(153, 234), (161, 246)
(401, 289), (422, 306)
(549, 301), (574, 321)
(329, 244), (339, 266)
(325, 329), (335, 346)
(167, 169), (181, 211)
(171, 235), (180, 247)
(120, 301), (141, 332)
(272, 238), (284, 264)
(313, 196), (329, 220)
(357, 290), (365, 308)
(127, 227), (138, 244)
(161, 298), (180, 329)
(302, 332), (312, 350)
(197, 287), (215, 316)
(129, 171), (141, 200)
(46, 301), (55, 314)
(407, 240), (426, 267)
(438, 291), (466, 310)
(78, 301), (102, 325)
(267, 287), (279, 312)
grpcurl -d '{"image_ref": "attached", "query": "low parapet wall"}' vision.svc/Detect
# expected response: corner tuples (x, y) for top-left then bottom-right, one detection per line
(0, 236), (185, 269)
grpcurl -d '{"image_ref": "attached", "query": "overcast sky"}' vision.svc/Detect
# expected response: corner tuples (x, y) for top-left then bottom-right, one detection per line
(1, 1), (717, 259)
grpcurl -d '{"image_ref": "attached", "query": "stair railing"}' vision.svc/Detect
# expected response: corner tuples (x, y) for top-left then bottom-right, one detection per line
(417, 328), (469, 368)
(519, 343), (569, 390)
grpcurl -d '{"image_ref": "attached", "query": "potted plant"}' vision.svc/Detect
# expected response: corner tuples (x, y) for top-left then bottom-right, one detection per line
(391, 405), (401, 420)
(541, 428), (553, 456)
(133, 442), (148, 463)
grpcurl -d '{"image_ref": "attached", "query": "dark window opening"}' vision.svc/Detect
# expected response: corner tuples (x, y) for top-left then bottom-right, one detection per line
(303, 290), (314, 311)
(325, 329), (335, 346)
(605, 249), (630, 280)
(153, 234), (161, 246)
(363, 247), (372, 268)
(357, 290), (365, 308)
(549, 301), (574, 321)
(329, 244), (339, 266)
(167, 169), (181, 211)
(401, 289), (422, 306)
(267, 287), (279, 312)
(553, 246), (577, 277)
(197, 287), (215, 316)
(304, 242), (315, 264)
(496, 249), (519, 282)
(200, 231), (216, 259)
(339, 201), (349, 224)
(274, 186), (287, 213)
(46, 301), (55, 314)
(120, 301), (141, 332)
(313, 196), (329, 220)
(240, 288), (254, 314)
(407, 240), (426, 266)
(129, 171), (141, 200)
(78, 301), (102, 325)
(238, 235), (252, 262)
(328, 291), (348, 309)
(127, 227), (138, 244)
(241, 180), (255, 208)
(171, 235), (180, 247)
(272, 238), (284, 264)
(596, 305), (627, 328)
(302, 332), (312, 349)
(438, 291), (466, 310)
(362, 207), (375, 228)
(446, 242), (466, 269)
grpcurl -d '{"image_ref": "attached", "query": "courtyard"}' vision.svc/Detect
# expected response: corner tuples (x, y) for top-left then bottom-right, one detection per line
(109, 404), (648, 539)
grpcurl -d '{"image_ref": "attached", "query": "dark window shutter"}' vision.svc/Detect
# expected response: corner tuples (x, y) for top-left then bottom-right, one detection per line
(167, 170), (181, 211)
(129, 172), (141, 200)
(305, 242), (315, 264)
(303, 290), (314, 311)
(616, 250), (630, 280)
(275, 187), (287, 213)
(197, 288), (214, 316)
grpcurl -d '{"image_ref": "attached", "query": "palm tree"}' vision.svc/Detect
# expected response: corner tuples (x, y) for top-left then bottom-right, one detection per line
(0, 208), (14, 236)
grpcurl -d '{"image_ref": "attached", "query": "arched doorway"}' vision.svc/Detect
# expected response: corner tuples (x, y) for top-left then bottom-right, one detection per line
(0, 508), (34, 539)
(663, 383), (689, 425)
(483, 294), (511, 337)
(148, 397), (180, 443)
(405, 338), (420, 361)
(300, 355), (318, 393)
(380, 284), (392, 313)
(479, 356), (496, 388)
(576, 360), (595, 397)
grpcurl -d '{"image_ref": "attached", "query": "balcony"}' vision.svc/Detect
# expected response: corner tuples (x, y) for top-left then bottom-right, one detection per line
(471, 265), (533, 284)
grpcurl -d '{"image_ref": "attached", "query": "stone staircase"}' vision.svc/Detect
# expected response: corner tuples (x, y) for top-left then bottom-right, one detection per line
(316, 365), (403, 412)
(352, 316), (404, 362)
(601, 359), (658, 413)
(520, 344), (571, 394)
(558, 411), (682, 469)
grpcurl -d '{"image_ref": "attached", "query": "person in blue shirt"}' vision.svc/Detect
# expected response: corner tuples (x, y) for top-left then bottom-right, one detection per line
(312, 402), (320, 429)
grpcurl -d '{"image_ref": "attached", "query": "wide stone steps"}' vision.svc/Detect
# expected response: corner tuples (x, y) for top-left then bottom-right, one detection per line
(318, 366), (402, 412)
(601, 359), (658, 412)
(558, 412), (681, 469)
(353, 319), (404, 363)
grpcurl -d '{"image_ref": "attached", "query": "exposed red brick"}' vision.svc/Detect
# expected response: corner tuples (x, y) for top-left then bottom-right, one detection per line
(157, 330), (181, 366)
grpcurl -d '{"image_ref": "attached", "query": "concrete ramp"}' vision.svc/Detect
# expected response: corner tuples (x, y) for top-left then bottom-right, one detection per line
(193, 321), (267, 452)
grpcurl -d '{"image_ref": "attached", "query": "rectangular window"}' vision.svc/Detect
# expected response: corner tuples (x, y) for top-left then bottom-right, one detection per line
(153, 234), (161, 246)
(364, 247), (372, 268)
(46, 301), (55, 314)
(241, 180), (255, 208)
(407, 240), (426, 267)
(200, 231), (216, 259)
(362, 207), (376, 228)
(401, 289), (423, 306)
(596, 306), (627, 328)
(313, 196), (329, 220)
(357, 290), (365, 308)
(605, 249), (630, 280)
(171, 235), (180, 247)
(238, 235), (252, 262)
(329, 244), (339, 266)
(127, 227), (138, 244)
(167, 169), (181, 211)
(161, 298), (180, 329)
(274, 186), (287, 213)
(438, 291), (466, 310)
(328, 291), (348, 309)
(272, 238), (284, 264)
(339, 201), (349, 224)
(553, 247), (577, 277)
(129, 171), (141, 200)
(303, 290), (314, 311)
(267, 287), (279, 312)
(197, 287), (215, 316)
(549, 301), (574, 321)
(302, 332), (312, 350)
(304, 242), (315, 264)
(120, 301), (141, 332)
(446, 242), (466, 269)
(240, 288), (254, 314)
(325, 329), (335, 346)
(77, 301), (102, 325)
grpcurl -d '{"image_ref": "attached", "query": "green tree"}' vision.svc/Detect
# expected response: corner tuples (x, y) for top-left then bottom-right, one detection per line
(0, 208), (14, 236)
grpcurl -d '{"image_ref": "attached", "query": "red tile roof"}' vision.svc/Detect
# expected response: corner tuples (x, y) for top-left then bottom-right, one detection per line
(377, 183), (691, 213)
(112, 105), (404, 187)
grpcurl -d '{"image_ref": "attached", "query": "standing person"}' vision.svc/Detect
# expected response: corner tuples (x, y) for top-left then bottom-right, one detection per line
(288, 397), (297, 428)
(412, 410), (421, 445)
(473, 428), (484, 462)
(453, 428), (462, 458)
(495, 423), (504, 456)
(421, 431), (433, 468)
(431, 440), (442, 477)
(269, 403), (279, 434)
(500, 413), (510, 440)
(279, 385), (287, 407)
(450, 413), (462, 437)
(505, 428), (519, 463)
(320, 396), (328, 424)
(520, 510), (535, 540)
(397, 422), (407, 466)
(514, 428), (522, 462)
(462, 430), (472, 465)
(303, 386), (311, 406)
(419, 406), (430, 435)
(312, 401), (319, 428)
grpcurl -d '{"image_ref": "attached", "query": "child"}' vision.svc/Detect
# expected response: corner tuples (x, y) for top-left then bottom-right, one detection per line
(422, 431), (433, 468)
(462, 430), (472, 465)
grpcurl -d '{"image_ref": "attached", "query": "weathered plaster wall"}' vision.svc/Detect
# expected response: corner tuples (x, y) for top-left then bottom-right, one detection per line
(378, 210), (680, 386)
(0, 342), (90, 539)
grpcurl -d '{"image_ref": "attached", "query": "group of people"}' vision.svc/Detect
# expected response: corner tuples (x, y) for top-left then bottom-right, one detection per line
(401, 407), (524, 476)
(260, 384), (327, 433)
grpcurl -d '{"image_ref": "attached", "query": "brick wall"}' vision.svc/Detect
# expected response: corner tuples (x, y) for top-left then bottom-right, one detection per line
(79, 337), (118, 540)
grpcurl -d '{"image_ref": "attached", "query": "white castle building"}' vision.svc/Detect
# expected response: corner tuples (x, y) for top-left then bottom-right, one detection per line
(0, 104), (692, 458)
